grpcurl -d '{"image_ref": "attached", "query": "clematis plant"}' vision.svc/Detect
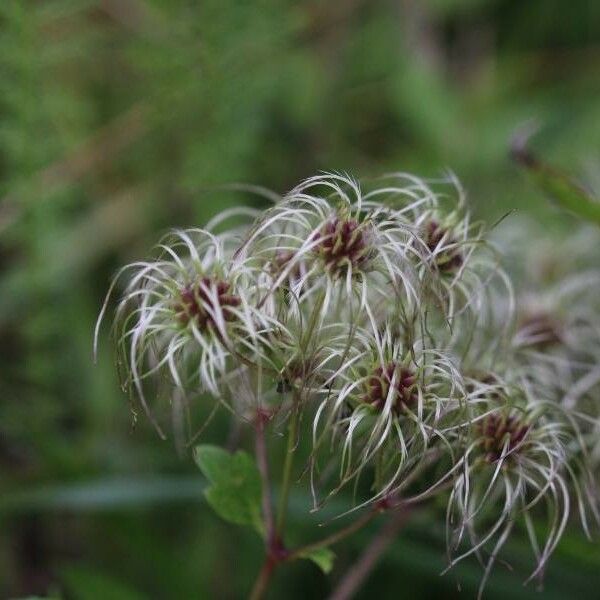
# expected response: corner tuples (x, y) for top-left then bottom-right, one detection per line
(95, 173), (600, 599)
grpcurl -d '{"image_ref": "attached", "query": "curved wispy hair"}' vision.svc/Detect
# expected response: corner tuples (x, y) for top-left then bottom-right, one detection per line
(445, 387), (595, 599)
(95, 228), (283, 437)
(311, 323), (467, 506)
(95, 171), (599, 594)
(491, 221), (600, 490)
(492, 218), (600, 379)
(233, 173), (429, 329)
(440, 263), (515, 376)
(413, 212), (507, 334)
(513, 272), (600, 364)
(513, 323), (600, 499)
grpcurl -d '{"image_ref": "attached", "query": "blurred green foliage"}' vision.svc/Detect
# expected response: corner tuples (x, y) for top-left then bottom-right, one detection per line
(1, 0), (599, 598)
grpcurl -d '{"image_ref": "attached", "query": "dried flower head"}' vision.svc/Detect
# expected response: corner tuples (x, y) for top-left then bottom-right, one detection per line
(312, 324), (467, 504)
(476, 410), (530, 463)
(312, 215), (373, 276)
(363, 361), (418, 414)
(95, 171), (600, 596)
(424, 218), (464, 273)
(95, 229), (281, 436)
(175, 277), (241, 331)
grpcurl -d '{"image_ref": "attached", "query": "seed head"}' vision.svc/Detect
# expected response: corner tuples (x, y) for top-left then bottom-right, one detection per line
(95, 172), (600, 596)
(364, 362), (418, 414)
(517, 310), (563, 348)
(313, 217), (371, 277)
(424, 219), (463, 273)
(175, 277), (241, 332)
(477, 412), (530, 463)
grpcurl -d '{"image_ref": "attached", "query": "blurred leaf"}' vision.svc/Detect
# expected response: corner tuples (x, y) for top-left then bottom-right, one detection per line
(60, 565), (146, 600)
(512, 131), (600, 226)
(193, 445), (263, 532)
(298, 547), (336, 574)
(13, 597), (61, 600)
(0, 477), (206, 514)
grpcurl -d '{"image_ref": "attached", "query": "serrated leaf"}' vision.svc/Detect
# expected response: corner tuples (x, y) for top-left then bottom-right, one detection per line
(298, 547), (336, 574)
(194, 444), (263, 533)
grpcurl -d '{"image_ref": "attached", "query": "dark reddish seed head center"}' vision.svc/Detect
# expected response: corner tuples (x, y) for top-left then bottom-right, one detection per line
(175, 277), (241, 331)
(425, 220), (463, 273)
(478, 413), (529, 463)
(364, 362), (418, 414)
(314, 218), (369, 276)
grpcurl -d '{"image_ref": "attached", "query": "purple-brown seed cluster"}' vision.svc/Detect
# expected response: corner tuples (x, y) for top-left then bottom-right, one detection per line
(364, 362), (419, 414)
(477, 412), (530, 463)
(175, 277), (240, 331)
(277, 355), (319, 393)
(425, 220), (463, 273)
(313, 217), (370, 276)
(518, 311), (563, 348)
(465, 371), (502, 400)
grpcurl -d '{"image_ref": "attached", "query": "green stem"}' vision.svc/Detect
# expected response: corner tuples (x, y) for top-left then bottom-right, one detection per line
(276, 398), (301, 534)
(275, 287), (325, 533)
(255, 413), (276, 546)
(289, 508), (380, 560)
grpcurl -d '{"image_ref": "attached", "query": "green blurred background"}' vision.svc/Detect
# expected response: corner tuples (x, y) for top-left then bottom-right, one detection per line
(1, 1), (599, 598)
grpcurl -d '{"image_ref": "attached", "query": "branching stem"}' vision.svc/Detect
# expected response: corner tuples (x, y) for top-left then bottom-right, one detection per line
(251, 404), (416, 600)
(249, 557), (276, 600)
(289, 507), (381, 560)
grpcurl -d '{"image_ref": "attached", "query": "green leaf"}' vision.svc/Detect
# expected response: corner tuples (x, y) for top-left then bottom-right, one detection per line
(531, 166), (600, 226)
(193, 445), (236, 485)
(298, 547), (336, 574)
(511, 133), (600, 226)
(193, 444), (263, 533)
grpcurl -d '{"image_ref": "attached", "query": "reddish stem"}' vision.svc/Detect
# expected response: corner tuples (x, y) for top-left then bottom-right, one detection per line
(255, 411), (276, 547)
(328, 506), (412, 600)
(249, 556), (274, 600)
(251, 410), (289, 599)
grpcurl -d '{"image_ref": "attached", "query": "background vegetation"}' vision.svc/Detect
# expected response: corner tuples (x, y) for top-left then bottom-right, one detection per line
(1, 1), (599, 598)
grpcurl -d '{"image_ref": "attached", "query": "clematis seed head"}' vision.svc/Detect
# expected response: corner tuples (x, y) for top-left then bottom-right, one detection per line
(363, 362), (418, 414)
(425, 219), (463, 273)
(477, 412), (530, 463)
(313, 217), (371, 277)
(175, 277), (241, 332)
(517, 310), (563, 348)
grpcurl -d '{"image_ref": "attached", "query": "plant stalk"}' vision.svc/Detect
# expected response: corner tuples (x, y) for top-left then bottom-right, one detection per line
(249, 557), (276, 600)
(289, 505), (382, 560)
(255, 412), (276, 548)
(327, 506), (412, 600)
(276, 398), (301, 534)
